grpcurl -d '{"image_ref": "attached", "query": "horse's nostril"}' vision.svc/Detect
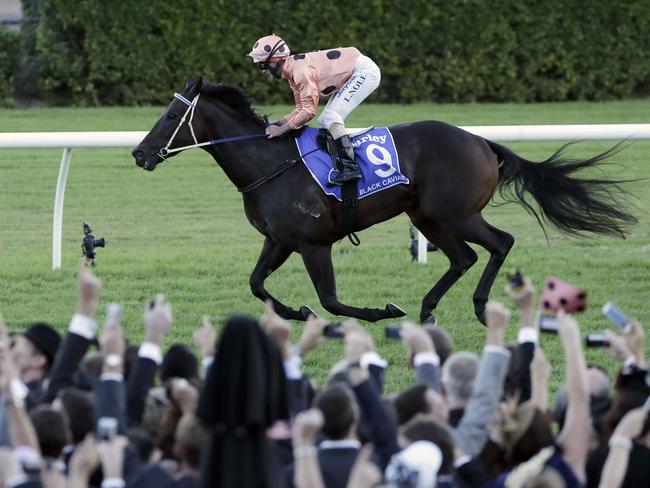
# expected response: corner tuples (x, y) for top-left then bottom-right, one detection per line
(132, 148), (144, 160)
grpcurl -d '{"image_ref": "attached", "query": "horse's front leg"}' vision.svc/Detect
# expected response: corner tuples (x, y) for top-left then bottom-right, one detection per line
(299, 242), (405, 322)
(250, 237), (315, 321)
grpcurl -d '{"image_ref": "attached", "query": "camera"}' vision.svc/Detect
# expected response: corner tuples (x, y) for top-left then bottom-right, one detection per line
(385, 325), (401, 340)
(602, 302), (631, 333)
(323, 323), (344, 339)
(585, 332), (610, 348)
(81, 223), (105, 266)
(507, 269), (524, 291)
(97, 416), (118, 441)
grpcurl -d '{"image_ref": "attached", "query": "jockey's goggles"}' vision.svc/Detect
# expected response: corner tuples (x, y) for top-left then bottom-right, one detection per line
(257, 39), (287, 71)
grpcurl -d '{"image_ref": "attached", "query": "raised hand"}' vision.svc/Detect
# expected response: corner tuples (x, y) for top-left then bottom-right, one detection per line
(298, 314), (328, 356)
(143, 293), (173, 345)
(260, 300), (292, 359)
(77, 257), (102, 317)
(193, 315), (217, 358)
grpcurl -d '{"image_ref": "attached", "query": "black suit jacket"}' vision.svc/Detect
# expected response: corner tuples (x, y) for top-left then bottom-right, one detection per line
(45, 332), (93, 402)
(285, 447), (360, 488)
(127, 355), (158, 426)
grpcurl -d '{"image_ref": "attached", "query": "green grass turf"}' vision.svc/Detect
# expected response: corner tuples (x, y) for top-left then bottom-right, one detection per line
(1, 99), (649, 395)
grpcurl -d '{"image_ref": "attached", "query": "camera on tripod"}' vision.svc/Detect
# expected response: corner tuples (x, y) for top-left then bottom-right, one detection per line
(81, 223), (105, 266)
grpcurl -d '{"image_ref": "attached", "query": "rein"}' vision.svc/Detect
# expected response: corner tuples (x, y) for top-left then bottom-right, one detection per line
(158, 91), (320, 194)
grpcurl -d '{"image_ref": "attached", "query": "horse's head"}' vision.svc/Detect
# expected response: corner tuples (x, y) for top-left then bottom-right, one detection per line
(132, 78), (204, 171)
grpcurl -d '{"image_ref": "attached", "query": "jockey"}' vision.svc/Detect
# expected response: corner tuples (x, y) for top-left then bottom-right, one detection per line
(248, 34), (381, 186)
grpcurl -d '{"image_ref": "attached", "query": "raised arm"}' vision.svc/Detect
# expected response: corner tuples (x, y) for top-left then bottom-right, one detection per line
(292, 409), (326, 488)
(505, 278), (538, 402)
(453, 300), (511, 457)
(126, 294), (172, 426)
(400, 321), (441, 392)
(45, 260), (101, 402)
(598, 407), (647, 488)
(556, 310), (590, 484)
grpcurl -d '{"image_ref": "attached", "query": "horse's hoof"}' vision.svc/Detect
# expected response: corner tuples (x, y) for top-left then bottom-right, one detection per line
(422, 315), (437, 327)
(299, 306), (317, 320)
(386, 303), (406, 318)
(476, 311), (487, 327)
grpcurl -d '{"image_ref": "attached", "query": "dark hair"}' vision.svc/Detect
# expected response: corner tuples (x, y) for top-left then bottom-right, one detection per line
(508, 409), (555, 467)
(128, 427), (157, 463)
(600, 387), (650, 442)
(393, 384), (429, 426)
(29, 405), (68, 458)
(314, 385), (357, 440)
(160, 344), (199, 382)
(73, 352), (104, 390)
(401, 414), (455, 475)
(423, 326), (454, 365)
(57, 388), (94, 444)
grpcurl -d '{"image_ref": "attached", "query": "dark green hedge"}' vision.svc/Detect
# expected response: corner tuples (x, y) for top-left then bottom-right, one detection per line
(20, 0), (650, 106)
(0, 29), (20, 107)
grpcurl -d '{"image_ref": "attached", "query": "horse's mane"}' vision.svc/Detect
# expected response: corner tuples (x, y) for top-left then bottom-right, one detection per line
(200, 82), (267, 127)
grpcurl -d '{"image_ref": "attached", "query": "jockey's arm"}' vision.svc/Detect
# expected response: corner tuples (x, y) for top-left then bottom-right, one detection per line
(283, 67), (319, 130)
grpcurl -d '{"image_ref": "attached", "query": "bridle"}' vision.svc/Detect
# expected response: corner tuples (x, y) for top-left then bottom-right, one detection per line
(152, 88), (322, 194)
(157, 92), (203, 160)
(156, 92), (267, 162)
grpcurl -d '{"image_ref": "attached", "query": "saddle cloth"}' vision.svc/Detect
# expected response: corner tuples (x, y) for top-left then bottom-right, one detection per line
(294, 127), (409, 201)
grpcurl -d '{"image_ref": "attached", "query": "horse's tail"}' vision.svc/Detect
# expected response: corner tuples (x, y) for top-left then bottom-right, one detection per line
(486, 139), (637, 238)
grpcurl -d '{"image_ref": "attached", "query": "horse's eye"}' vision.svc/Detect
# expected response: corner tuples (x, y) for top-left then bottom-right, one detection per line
(167, 112), (177, 120)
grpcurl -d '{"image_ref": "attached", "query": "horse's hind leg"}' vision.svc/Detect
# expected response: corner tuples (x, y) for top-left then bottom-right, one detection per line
(299, 242), (406, 322)
(454, 216), (515, 324)
(250, 237), (314, 321)
(411, 215), (479, 324)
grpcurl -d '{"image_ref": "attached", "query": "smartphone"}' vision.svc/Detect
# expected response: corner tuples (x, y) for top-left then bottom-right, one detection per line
(585, 332), (610, 348)
(106, 303), (123, 329)
(602, 302), (631, 333)
(97, 417), (118, 441)
(507, 269), (524, 291)
(538, 314), (558, 334)
(385, 325), (401, 340)
(323, 323), (344, 339)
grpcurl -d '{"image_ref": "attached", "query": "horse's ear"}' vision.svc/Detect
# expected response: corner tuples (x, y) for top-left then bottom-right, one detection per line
(185, 77), (203, 96)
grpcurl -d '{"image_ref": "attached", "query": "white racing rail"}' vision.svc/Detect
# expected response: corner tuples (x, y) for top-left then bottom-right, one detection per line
(1, 124), (649, 269)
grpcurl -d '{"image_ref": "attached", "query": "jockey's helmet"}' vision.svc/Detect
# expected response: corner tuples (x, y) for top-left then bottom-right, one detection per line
(248, 34), (291, 65)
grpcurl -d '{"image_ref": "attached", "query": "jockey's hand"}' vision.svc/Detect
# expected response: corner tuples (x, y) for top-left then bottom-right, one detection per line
(266, 123), (291, 139)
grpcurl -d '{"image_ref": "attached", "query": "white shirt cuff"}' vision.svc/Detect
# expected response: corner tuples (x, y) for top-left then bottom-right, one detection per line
(101, 479), (126, 488)
(484, 345), (511, 358)
(68, 313), (98, 340)
(360, 351), (388, 369)
(283, 355), (303, 380)
(13, 445), (41, 470)
(624, 356), (637, 369)
(454, 454), (472, 468)
(202, 355), (214, 371)
(6, 475), (30, 488)
(100, 372), (124, 382)
(517, 328), (539, 344)
(138, 342), (162, 365)
(413, 351), (440, 367)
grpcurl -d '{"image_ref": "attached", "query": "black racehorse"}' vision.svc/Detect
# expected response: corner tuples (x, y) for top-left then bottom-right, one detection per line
(132, 78), (636, 324)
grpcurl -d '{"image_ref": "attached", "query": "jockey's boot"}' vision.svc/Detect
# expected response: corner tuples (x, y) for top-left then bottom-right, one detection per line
(330, 135), (361, 186)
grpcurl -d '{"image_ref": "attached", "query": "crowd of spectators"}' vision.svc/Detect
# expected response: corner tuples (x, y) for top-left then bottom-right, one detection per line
(0, 259), (648, 487)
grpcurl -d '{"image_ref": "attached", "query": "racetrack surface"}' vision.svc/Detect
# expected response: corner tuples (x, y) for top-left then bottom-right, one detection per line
(1, 99), (648, 393)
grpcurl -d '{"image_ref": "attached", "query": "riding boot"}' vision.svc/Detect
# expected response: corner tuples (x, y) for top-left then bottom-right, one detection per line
(330, 135), (361, 186)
